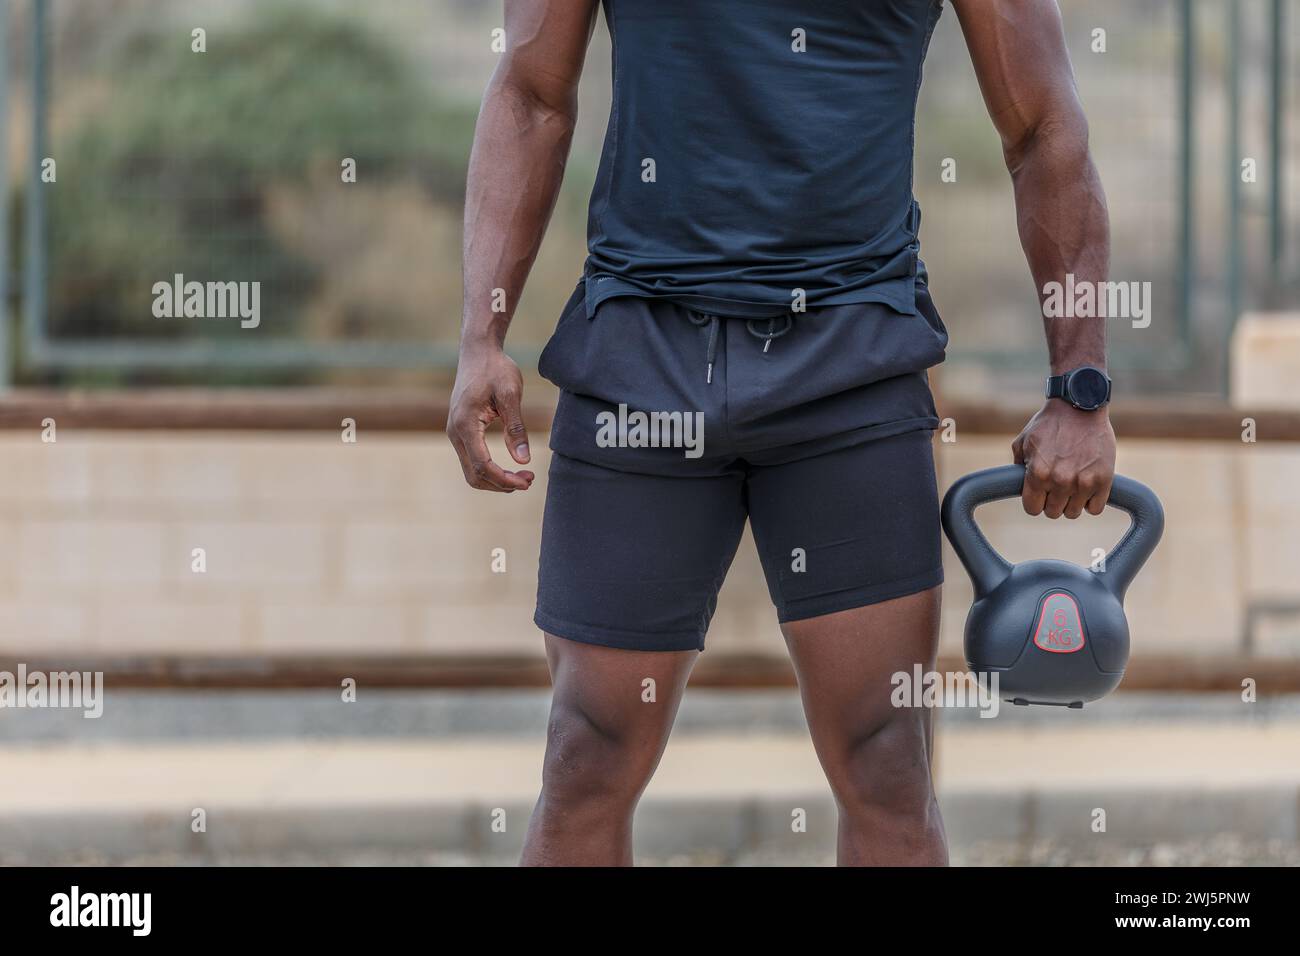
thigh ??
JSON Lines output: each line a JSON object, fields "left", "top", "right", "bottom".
{"left": 535, "top": 451, "right": 748, "bottom": 651}
{"left": 746, "top": 428, "right": 943, "bottom": 624}
{"left": 781, "top": 587, "right": 942, "bottom": 763}
{"left": 542, "top": 633, "right": 698, "bottom": 770}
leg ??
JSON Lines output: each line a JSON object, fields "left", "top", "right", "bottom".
{"left": 520, "top": 636, "right": 696, "bottom": 866}
{"left": 746, "top": 429, "right": 947, "bottom": 865}
{"left": 527, "top": 451, "right": 748, "bottom": 865}
{"left": 782, "top": 588, "right": 947, "bottom": 866}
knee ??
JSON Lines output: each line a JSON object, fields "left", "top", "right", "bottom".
{"left": 539, "top": 705, "right": 658, "bottom": 808}
{"left": 824, "top": 714, "right": 935, "bottom": 819}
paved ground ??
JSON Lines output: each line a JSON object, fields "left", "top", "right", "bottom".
{"left": 5, "top": 724, "right": 1300, "bottom": 811}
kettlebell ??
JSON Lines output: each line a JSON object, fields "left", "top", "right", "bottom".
{"left": 941, "top": 465, "right": 1164, "bottom": 707}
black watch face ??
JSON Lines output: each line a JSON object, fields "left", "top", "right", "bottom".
{"left": 1068, "top": 367, "right": 1110, "bottom": 409}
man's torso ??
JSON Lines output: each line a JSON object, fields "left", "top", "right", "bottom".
{"left": 583, "top": 0, "right": 946, "bottom": 319}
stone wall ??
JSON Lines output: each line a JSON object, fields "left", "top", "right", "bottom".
{"left": 1, "top": 430, "right": 1295, "bottom": 660}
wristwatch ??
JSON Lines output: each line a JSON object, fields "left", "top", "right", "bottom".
{"left": 1046, "top": 365, "right": 1111, "bottom": 411}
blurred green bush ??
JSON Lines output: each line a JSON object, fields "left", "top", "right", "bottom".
{"left": 38, "top": 3, "right": 475, "bottom": 379}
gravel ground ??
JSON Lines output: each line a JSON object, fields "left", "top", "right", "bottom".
{"left": 40, "top": 835, "right": 1300, "bottom": 867}
{"left": 655, "top": 835, "right": 1300, "bottom": 866}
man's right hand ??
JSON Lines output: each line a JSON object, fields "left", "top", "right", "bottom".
{"left": 447, "top": 345, "right": 535, "bottom": 493}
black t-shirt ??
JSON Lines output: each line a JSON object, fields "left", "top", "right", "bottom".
{"left": 583, "top": 0, "right": 946, "bottom": 319}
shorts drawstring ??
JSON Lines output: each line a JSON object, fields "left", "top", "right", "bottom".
{"left": 746, "top": 314, "right": 793, "bottom": 353}
{"left": 688, "top": 312, "right": 795, "bottom": 384}
{"left": 687, "top": 312, "right": 721, "bottom": 384}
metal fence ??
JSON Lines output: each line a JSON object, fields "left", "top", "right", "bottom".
{"left": 0, "top": 0, "right": 1296, "bottom": 387}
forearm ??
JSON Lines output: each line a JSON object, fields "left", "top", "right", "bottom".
{"left": 461, "top": 76, "right": 577, "bottom": 351}
{"left": 1007, "top": 115, "right": 1110, "bottom": 377}
{"left": 955, "top": 0, "right": 1116, "bottom": 515}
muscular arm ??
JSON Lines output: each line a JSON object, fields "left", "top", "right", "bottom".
{"left": 953, "top": 0, "right": 1115, "bottom": 519}
{"left": 449, "top": 0, "right": 600, "bottom": 492}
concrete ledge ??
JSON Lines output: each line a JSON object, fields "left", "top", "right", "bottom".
{"left": 1, "top": 723, "right": 1296, "bottom": 864}
{"left": 6, "top": 652, "right": 1300, "bottom": 691}
{"left": 1232, "top": 313, "right": 1300, "bottom": 410}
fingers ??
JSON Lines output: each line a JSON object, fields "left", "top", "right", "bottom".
{"left": 1064, "top": 467, "right": 1112, "bottom": 519}
{"left": 493, "top": 385, "right": 532, "bottom": 465}
{"left": 1062, "top": 487, "right": 1088, "bottom": 520}
{"left": 450, "top": 415, "right": 534, "bottom": 493}
{"left": 1023, "top": 460, "right": 1114, "bottom": 519}
{"left": 1021, "top": 460, "right": 1050, "bottom": 516}
{"left": 1083, "top": 469, "right": 1114, "bottom": 516}
{"left": 1023, "top": 460, "right": 1075, "bottom": 519}
{"left": 1042, "top": 467, "right": 1074, "bottom": 519}
{"left": 466, "top": 435, "right": 534, "bottom": 492}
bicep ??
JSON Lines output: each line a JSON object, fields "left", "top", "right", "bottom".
{"left": 498, "top": 0, "right": 601, "bottom": 112}
{"left": 950, "top": 0, "right": 1084, "bottom": 156}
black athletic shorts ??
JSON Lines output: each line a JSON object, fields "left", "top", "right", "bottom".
{"left": 533, "top": 282, "right": 948, "bottom": 652}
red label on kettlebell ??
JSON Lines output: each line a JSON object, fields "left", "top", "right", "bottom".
{"left": 1032, "top": 592, "right": 1086, "bottom": 654}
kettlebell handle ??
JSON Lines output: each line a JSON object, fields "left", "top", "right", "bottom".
{"left": 940, "top": 465, "right": 1165, "bottom": 599}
